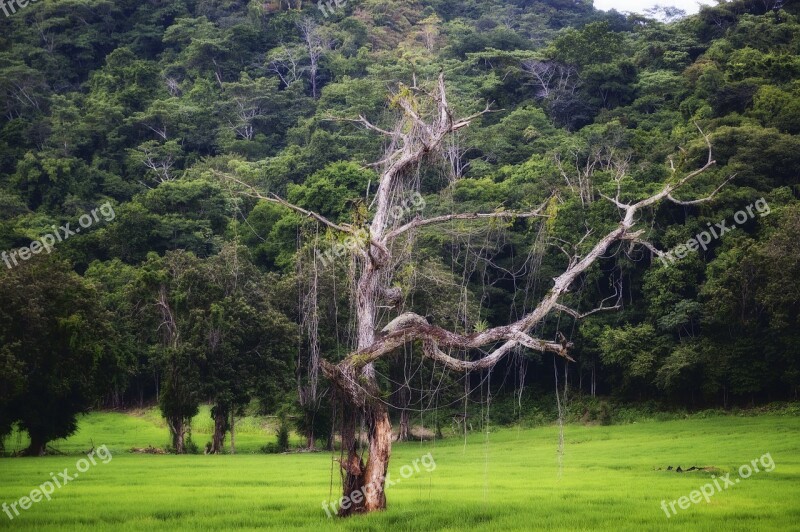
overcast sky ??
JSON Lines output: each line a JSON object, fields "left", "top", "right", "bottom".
{"left": 593, "top": 0, "right": 715, "bottom": 16}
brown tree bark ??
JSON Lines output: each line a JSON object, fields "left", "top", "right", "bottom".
{"left": 363, "top": 404, "right": 391, "bottom": 511}
{"left": 397, "top": 407, "right": 410, "bottom": 442}
{"left": 211, "top": 406, "right": 226, "bottom": 454}
{"left": 305, "top": 409, "right": 316, "bottom": 449}
{"left": 169, "top": 418, "right": 186, "bottom": 454}
{"left": 331, "top": 378, "right": 392, "bottom": 516}
{"left": 173, "top": 430, "right": 184, "bottom": 454}
{"left": 336, "top": 389, "right": 366, "bottom": 516}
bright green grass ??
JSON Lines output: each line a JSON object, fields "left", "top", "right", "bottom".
{"left": 1, "top": 414, "right": 799, "bottom": 530}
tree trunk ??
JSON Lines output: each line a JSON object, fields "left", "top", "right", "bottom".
{"left": 230, "top": 412, "right": 236, "bottom": 455}
{"left": 324, "top": 180, "right": 395, "bottom": 514}
{"left": 363, "top": 404, "right": 391, "bottom": 511}
{"left": 337, "top": 396, "right": 366, "bottom": 516}
{"left": 326, "top": 364, "right": 392, "bottom": 516}
{"left": 23, "top": 433, "right": 47, "bottom": 456}
{"left": 211, "top": 407, "right": 226, "bottom": 454}
{"left": 302, "top": 408, "right": 316, "bottom": 449}
{"left": 174, "top": 430, "right": 184, "bottom": 454}
{"left": 170, "top": 418, "right": 186, "bottom": 454}
{"left": 392, "top": 358, "right": 411, "bottom": 442}
{"left": 336, "top": 394, "right": 391, "bottom": 515}
{"left": 397, "top": 408, "right": 410, "bottom": 442}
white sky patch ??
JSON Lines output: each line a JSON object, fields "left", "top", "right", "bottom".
{"left": 593, "top": 0, "right": 715, "bottom": 16}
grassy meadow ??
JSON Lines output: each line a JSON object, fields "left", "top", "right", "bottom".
{"left": 1, "top": 410, "right": 799, "bottom": 530}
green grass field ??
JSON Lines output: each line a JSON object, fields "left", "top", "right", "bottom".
{"left": 1, "top": 412, "right": 799, "bottom": 530}
{"left": 1, "top": 406, "right": 303, "bottom": 456}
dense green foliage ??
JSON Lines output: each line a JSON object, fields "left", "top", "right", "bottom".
{"left": 1, "top": 0, "right": 799, "bottom": 451}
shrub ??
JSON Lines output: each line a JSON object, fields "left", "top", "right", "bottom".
{"left": 277, "top": 418, "right": 290, "bottom": 452}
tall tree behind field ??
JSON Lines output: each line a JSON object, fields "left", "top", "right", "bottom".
{"left": 0, "top": 256, "right": 112, "bottom": 455}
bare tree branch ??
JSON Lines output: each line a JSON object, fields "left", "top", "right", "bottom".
{"left": 621, "top": 229, "right": 666, "bottom": 258}
{"left": 382, "top": 200, "right": 551, "bottom": 244}
{"left": 213, "top": 170, "right": 357, "bottom": 236}
{"left": 322, "top": 114, "right": 405, "bottom": 139}
{"left": 668, "top": 173, "right": 736, "bottom": 206}
{"left": 601, "top": 128, "right": 717, "bottom": 214}
{"left": 553, "top": 282, "right": 623, "bottom": 319}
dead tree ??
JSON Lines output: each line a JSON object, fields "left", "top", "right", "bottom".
{"left": 298, "top": 18, "right": 331, "bottom": 99}
{"left": 218, "top": 74, "right": 726, "bottom": 516}
{"left": 521, "top": 59, "right": 580, "bottom": 104}
{"left": 267, "top": 45, "right": 303, "bottom": 89}
{"left": 555, "top": 143, "right": 631, "bottom": 208}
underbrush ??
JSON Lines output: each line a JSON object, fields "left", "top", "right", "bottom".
{"left": 448, "top": 395, "right": 800, "bottom": 433}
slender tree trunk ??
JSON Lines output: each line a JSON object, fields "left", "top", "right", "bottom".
{"left": 230, "top": 413, "right": 236, "bottom": 455}
{"left": 311, "top": 65, "right": 318, "bottom": 99}
{"left": 306, "top": 415, "right": 316, "bottom": 449}
{"left": 174, "top": 430, "right": 184, "bottom": 454}
{"left": 396, "top": 377, "right": 410, "bottom": 441}
{"left": 326, "top": 408, "right": 334, "bottom": 451}
{"left": 170, "top": 418, "right": 186, "bottom": 454}
{"left": 392, "top": 354, "right": 411, "bottom": 442}
{"left": 397, "top": 408, "right": 410, "bottom": 442}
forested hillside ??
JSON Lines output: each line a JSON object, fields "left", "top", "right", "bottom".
{"left": 1, "top": 0, "right": 799, "bottom": 457}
